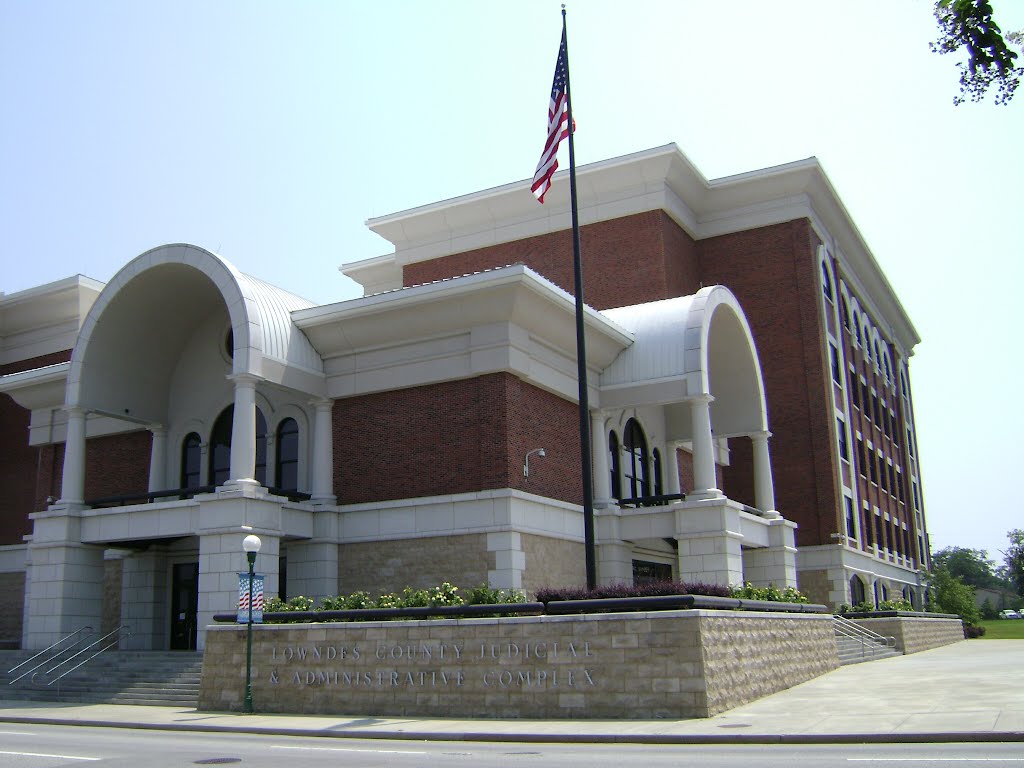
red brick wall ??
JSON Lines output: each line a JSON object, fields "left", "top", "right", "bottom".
{"left": 333, "top": 373, "right": 582, "bottom": 505}
{"left": 697, "top": 220, "right": 839, "bottom": 546}
{"left": 401, "top": 211, "right": 701, "bottom": 311}
{"left": 83, "top": 431, "right": 152, "bottom": 502}
{"left": 0, "top": 350, "right": 73, "bottom": 546}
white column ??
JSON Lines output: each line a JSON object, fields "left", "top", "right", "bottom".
{"left": 688, "top": 395, "right": 722, "bottom": 500}
{"left": 591, "top": 411, "right": 612, "bottom": 508}
{"left": 228, "top": 374, "right": 258, "bottom": 487}
{"left": 665, "top": 442, "right": 682, "bottom": 495}
{"left": 310, "top": 398, "right": 335, "bottom": 503}
{"left": 59, "top": 406, "right": 87, "bottom": 504}
{"left": 148, "top": 424, "right": 167, "bottom": 492}
{"left": 750, "top": 430, "right": 779, "bottom": 515}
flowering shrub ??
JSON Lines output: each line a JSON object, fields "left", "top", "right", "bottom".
{"left": 534, "top": 580, "right": 731, "bottom": 603}
{"left": 730, "top": 583, "right": 809, "bottom": 604}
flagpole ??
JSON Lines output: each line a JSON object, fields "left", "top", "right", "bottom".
{"left": 560, "top": 6, "right": 597, "bottom": 591}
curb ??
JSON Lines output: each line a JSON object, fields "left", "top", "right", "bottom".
{"left": 1, "top": 715, "right": 1022, "bottom": 744}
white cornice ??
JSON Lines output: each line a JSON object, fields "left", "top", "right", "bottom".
{"left": 344, "top": 143, "right": 919, "bottom": 353}
{"left": 0, "top": 362, "right": 69, "bottom": 410}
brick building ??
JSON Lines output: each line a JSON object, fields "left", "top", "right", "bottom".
{"left": 0, "top": 144, "right": 928, "bottom": 650}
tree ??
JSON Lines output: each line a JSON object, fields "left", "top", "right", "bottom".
{"left": 931, "top": 546, "right": 1003, "bottom": 589}
{"left": 1003, "top": 529, "right": 1024, "bottom": 595}
{"left": 927, "top": 566, "right": 980, "bottom": 625}
{"left": 930, "top": 0, "right": 1022, "bottom": 105}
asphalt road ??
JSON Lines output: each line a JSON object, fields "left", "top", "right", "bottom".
{"left": 1, "top": 724, "right": 1023, "bottom": 768}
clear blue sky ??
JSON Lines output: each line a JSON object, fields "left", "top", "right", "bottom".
{"left": 2, "top": 1, "right": 1022, "bottom": 569}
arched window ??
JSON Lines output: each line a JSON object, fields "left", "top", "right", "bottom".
{"left": 180, "top": 432, "right": 201, "bottom": 489}
{"left": 608, "top": 431, "right": 622, "bottom": 501}
{"left": 208, "top": 405, "right": 267, "bottom": 486}
{"left": 623, "top": 418, "right": 650, "bottom": 501}
{"left": 275, "top": 418, "right": 299, "bottom": 492}
{"left": 820, "top": 261, "right": 834, "bottom": 303}
{"left": 850, "top": 575, "right": 865, "bottom": 606}
{"left": 652, "top": 448, "right": 663, "bottom": 496}
{"left": 840, "top": 296, "right": 851, "bottom": 329}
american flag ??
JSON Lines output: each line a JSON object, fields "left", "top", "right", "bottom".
{"left": 531, "top": 29, "right": 570, "bottom": 204}
{"left": 238, "top": 574, "right": 264, "bottom": 611}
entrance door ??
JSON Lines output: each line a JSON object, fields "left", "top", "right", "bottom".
{"left": 170, "top": 562, "right": 199, "bottom": 650}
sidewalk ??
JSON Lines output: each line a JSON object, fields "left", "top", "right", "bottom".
{"left": 1, "top": 641, "right": 1021, "bottom": 744}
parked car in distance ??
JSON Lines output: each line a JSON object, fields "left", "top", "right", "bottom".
{"left": 999, "top": 609, "right": 1021, "bottom": 619}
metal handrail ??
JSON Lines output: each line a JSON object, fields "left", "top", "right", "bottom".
{"left": 833, "top": 614, "right": 897, "bottom": 660}
{"left": 35, "top": 625, "right": 132, "bottom": 686}
{"left": 7, "top": 626, "right": 93, "bottom": 685}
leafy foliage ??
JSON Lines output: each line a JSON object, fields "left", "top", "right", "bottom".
{"left": 1003, "top": 528, "right": 1024, "bottom": 596}
{"left": 932, "top": 546, "right": 1009, "bottom": 590}
{"left": 930, "top": 0, "right": 1021, "bottom": 105}
{"left": 927, "top": 566, "right": 981, "bottom": 625}
{"left": 730, "top": 583, "right": 809, "bottom": 604}
{"left": 534, "top": 580, "right": 731, "bottom": 603}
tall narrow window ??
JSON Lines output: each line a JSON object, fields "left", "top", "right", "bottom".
{"left": 255, "top": 409, "right": 267, "bottom": 486}
{"left": 850, "top": 575, "right": 865, "bottom": 606}
{"left": 837, "top": 417, "right": 849, "bottom": 462}
{"left": 841, "top": 296, "right": 851, "bottom": 329}
{"left": 180, "top": 433, "right": 201, "bottom": 489}
{"left": 609, "top": 431, "right": 622, "bottom": 501}
{"left": 830, "top": 344, "right": 841, "bottom": 384}
{"left": 623, "top": 418, "right": 650, "bottom": 501}
{"left": 652, "top": 448, "right": 663, "bottom": 497}
{"left": 275, "top": 418, "right": 299, "bottom": 492}
{"left": 209, "top": 407, "right": 233, "bottom": 487}
{"left": 821, "top": 261, "right": 834, "bottom": 303}
{"left": 208, "top": 405, "right": 267, "bottom": 486}
{"left": 844, "top": 497, "right": 856, "bottom": 539}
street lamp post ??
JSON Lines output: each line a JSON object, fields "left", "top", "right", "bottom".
{"left": 242, "top": 533, "right": 261, "bottom": 714}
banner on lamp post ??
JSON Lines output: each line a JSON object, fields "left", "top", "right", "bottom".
{"left": 237, "top": 572, "right": 264, "bottom": 624}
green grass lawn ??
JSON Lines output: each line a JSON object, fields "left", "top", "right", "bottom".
{"left": 977, "top": 619, "right": 1024, "bottom": 639}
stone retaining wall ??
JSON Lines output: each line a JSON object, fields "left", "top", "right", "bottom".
{"left": 199, "top": 609, "right": 838, "bottom": 719}
{"left": 853, "top": 615, "right": 964, "bottom": 654}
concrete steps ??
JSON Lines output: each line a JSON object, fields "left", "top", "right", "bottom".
{"left": 834, "top": 634, "right": 902, "bottom": 665}
{"left": 1, "top": 650, "right": 203, "bottom": 707}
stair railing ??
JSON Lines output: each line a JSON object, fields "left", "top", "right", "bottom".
{"left": 7, "top": 626, "right": 93, "bottom": 685}
{"left": 833, "top": 614, "right": 897, "bottom": 660}
{"left": 35, "top": 625, "right": 132, "bottom": 686}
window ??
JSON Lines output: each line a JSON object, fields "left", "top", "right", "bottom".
{"left": 845, "top": 497, "right": 856, "bottom": 539}
{"left": 869, "top": 449, "right": 878, "bottom": 484}
{"left": 275, "top": 418, "right": 299, "bottom": 492}
{"left": 209, "top": 408, "right": 233, "bottom": 487}
{"left": 878, "top": 453, "right": 887, "bottom": 492}
{"left": 837, "top": 417, "right": 849, "bottom": 462}
{"left": 609, "top": 431, "right": 622, "bottom": 501}
{"left": 633, "top": 560, "right": 672, "bottom": 584}
{"left": 652, "top": 448, "right": 663, "bottom": 496}
{"left": 841, "top": 296, "right": 851, "bottom": 329}
{"left": 853, "top": 311, "right": 861, "bottom": 345}
{"left": 850, "top": 575, "right": 866, "bottom": 606}
{"left": 209, "top": 405, "right": 267, "bottom": 486}
{"left": 821, "top": 261, "right": 834, "bottom": 303}
{"left": 857, "top": 437, "right": 867, "bottom": 477}
{"left": 830, "top": 344, "right": 841, "bottom": 384}
{"left": 623, "top": 419, "right": 650, "bottom": 500}
{"left": 912, "top": 481, "right": 920, "bottom": 510}
{"left": 850, "top": 371, "right": 860, "bottom": 408}
{"left": 888, "top": 465, "right": 896, "bottom": 497}
{"left": 862, "top": 383, "right": 870, "bottom": 418}
{"left": 907, "top": 428, "right": 915, "bottom": 457}
{"left": 872, "top": 393, "right": 881, "bottom": 426}
{"left": 896, "top": 468, "right": 905, "bottom": 503}
{"left": 180, "top": 433, "right": 201, "bottom": 489}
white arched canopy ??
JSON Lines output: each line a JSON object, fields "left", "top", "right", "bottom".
{"left": 67, "top": 244, "right": 324, "bottom": 422}
{"left": 600, "top": 285, "right": 767, "bottom": 441}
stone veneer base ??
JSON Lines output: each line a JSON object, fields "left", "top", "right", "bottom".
{"left": 850, "top": 615, "right": 965, "bottom": 654}
{"left": 199, "top": 609, "right": 839, "bottom": 719}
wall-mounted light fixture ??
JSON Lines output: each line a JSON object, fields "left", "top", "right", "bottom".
{"left": 524, "top": 448, "right": 546, "bottom": 478}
